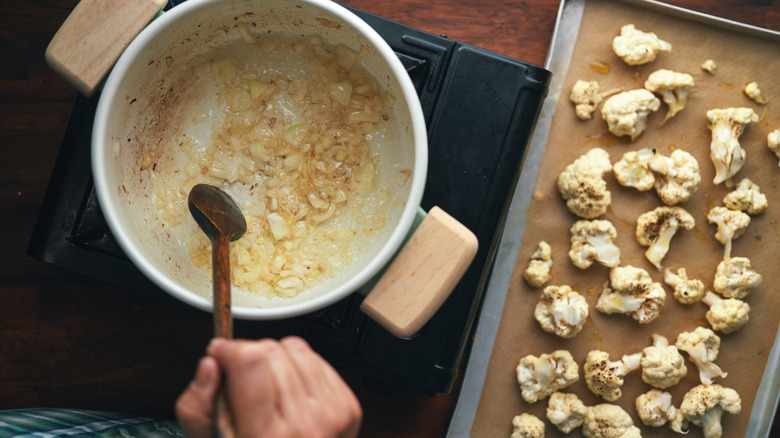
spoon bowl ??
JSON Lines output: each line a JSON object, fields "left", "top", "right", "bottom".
{"left": 188, "top": 184, "right": 247, "bottom": 244}
{"left": 187, "top": 183, "right": 247, "bottom": 338}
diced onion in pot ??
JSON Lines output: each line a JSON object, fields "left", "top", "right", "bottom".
{"left": 267, "top": 212, "right": 290, "bottom": 240}
{"left": 328, "top": 81, "right": 353, "bottom": 106}
{"left": 151, "top": 33, "right": 412, "bottom": 300}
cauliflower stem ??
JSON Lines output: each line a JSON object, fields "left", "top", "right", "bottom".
{"left": 707, "top": 108, "right": 759, "bottom": 185}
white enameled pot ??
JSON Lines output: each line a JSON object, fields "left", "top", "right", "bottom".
{"left": 48, "top": 0, "right": 476, "bottom": 336}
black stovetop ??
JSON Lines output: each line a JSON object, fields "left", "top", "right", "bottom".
{"left": 27, "top": 3, "right": 550, "bottom": 396}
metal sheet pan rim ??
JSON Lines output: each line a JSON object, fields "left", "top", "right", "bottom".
{"left": 447, "top": 1, "right": 780, "bottom": 436}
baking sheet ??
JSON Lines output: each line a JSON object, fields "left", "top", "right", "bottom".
{"left": 448, "top": 0, "right": 780, "bottom": 437}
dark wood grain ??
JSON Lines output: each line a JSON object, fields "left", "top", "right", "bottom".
{"left": 2, "top": 1, "right": 779, "bottom": 437}
{"left": 213, "top": 234, "right": 235, "bottom": 438}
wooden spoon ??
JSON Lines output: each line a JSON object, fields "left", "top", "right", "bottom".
{"left": 188, "top": 183, "right": 247, "bottom": 438}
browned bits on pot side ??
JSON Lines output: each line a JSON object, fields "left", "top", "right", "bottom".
{"left": 316, "top": 18, "right": 341, "bottom": 29}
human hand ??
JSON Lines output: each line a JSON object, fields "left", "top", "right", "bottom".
{"left": 175, "top": 336, "right": 362, "bottom": 438}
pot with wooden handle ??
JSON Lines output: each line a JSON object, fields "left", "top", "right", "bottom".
{"left": 47, "top": 0, "right": 478, "bottom": 338}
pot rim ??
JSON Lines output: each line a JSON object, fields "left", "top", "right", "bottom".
{"left": 92, "top": 0, "right": 428, "bottom": 320}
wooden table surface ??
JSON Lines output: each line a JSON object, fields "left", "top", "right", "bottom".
{"left": 2, "top": 0, "right": 779, "bottom": 436}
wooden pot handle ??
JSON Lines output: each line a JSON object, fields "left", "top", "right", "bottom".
{"left": 360, "top": 206, "right": 479, "bottom": 338}
{"left": 45, "top": 0, "right": 167, "bottom": 96}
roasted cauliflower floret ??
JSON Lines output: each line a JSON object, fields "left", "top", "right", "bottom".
{"left": 523, "top": 241, "right": 552, "bottom": 288}
{"left": 570, "top": 80, "right": 603, "bottom": 120}
{"left": 613, "top": 148, "right": 700, "bottom": 205}
{"left": 722, "top": 178, "right": 767, "bottom": 215}
{"left": 601, "top": 89, "right": 661, "bottom": 140}
{"left": 597, "top": 265, "right": 666, "bottom": 324}
{"left": 713, "top": 256, "right": 762, "bottom": 299}
{"left": 701, "top": 59, "right": 717, "bottom": 74}
{"left": 511, "top": 413, "right": 545, "bottom": 438}
{"left": 663, "top": 267, "right": 705, "bottom": 304}
{"left": 768, "top": 129, "right": 780, "bottom": 166}
{"left": 613, "top": 148, "right": 656, "bottom": 191}
{"left": 546, "top": 392, "right": 587, "bottom": 433}
{"left": 647, "top": 148, "right": 701, "bottom": 205}
{"left": 635, "top": 389, "right": 687, "bottom": 433}
{"left": 676, "top": 327, "right": 727, "bottom": 385}
{"left": 612, "top": 24, "right": 672, "bottom": 66}
{"left": 680, "top": 384, "right": 741, "bottom": 438}
{"left": 641, "top": 334, "right": 687, "bottom": 389}
{"left": 706, "top": 107, "right": 759, "bottom": 185}
{"left": 706, "top": 206, "right": 750, "bottom": 261}
{"left": 582, "top": 404, "right": 642, "bottom": 438}
{"left": 644, "top": 69, "right": 695, "bottom": 123}
{"left": 636, "top": 206, "right": 695, "bottom": 269}
{"left": 744, "top": 81, "right": 768, "bottom": 104}
{"left": 702, "top": 291, "right": 750, "bottom": 334}
{"left": 568, "top": 219, "right": 621, "bottom": 269}
{"left": 584, "top": 350, "right": 642, "bottom": 401}
{"left": 557, "top": 148, "right": 613, "bottom": 219}
{"left": 534, "top": 285, "right": 589, "bottom": 339}
{"left": 516, "top": 350, "right": 580, "bottom": 403}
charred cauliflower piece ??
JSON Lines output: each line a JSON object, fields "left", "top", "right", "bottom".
{"left": 647, "top": 149, "right": 701, "bottom": 205}
{"left": 676, "top": 327, "right": 727, "bottom": 384}
{"left": 546, "top": 392, "right": 587, "bottom": 433}
{"left": 636, "top": 206, "right": 695, "bottom": 270}
{"left": 663, "top": 267, "right": 705, "bottom": 304}
{"left": 523, "top": 241, "right": 552, "bottom": 288}
{"left": 511, "top": 413, "right": 546, "bottom": 438}
{"left": 613, "top": 148, "right": 656, "bottom": 191}
{"left": 713, "top": 256, "right": 762, "bottom": 299}
{"left": 680, "top": 383, "right": 741, "bottom": 438}
{"left": 568, "top": 219, "right": 621, "bottom": 269}
{"left": 570, "top": 80, "right": 602, "bottom": 120}
{"left": 534, "top": 285, "right": 589, "bottom": 339}
{"left": 601, "top": 89, "right": 661, "bottom": 140}
{"left": 641, "top": 334, "right": 687, "bottom": 389}
{"left": 614, "top": 147, "right": 701, "bottom": 205}
{"left": 597, "top": 265, "right": 666, "bottom": 324}
{"left": 722, "top": 178, "right": 767, "bottom": 215}
{"left": 516, "top": 350, "right": 579, "bottom": 403}
{"left": 644, "top": 69, "right": 695, "bottom": 123}
{"left": 584, "top": 350, "right": 642, "bottom": 401}
{"left": 612, "top": 24, "right": 672, "bottom": 66}
{"left": 768, "top": 129, "right": 780, "bottom": 166}
{"left": 702, "top": 291, "right": 750, "bottom": 334}
{"left": 582, "top": 404, "right": 642, "bottom": 438}
{"left": 706, "top": 206, "right": 750, "bottom": 261}
{"left": 706, "top": 107, "right": 759, "bottom": 185}
{"left": 636, "top": 389, "right": 688, "bottom": 433}
{"left": 557, "top": 148, "right": 613, "bottom": 219}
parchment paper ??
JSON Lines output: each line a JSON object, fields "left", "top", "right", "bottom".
{"left": 470, "top": 0, "right": 780, "bottom": 436}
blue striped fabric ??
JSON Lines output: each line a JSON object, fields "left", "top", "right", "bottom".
{"left": 0, "top": 408, "right": 183, "bottom": 438}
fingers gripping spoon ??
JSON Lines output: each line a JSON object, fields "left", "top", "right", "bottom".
{"left": 188, "top": 184, "right": 247, "bottom": 438}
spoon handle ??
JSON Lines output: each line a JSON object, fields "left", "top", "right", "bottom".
{"left": 212, "top": 234, "right": 233, "bottom": 338}
{"left": 212, "top": 234, "right": 235, "bottom": 437}
{"left": 215, "top": 393, "right": 235, "bottom": 438}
